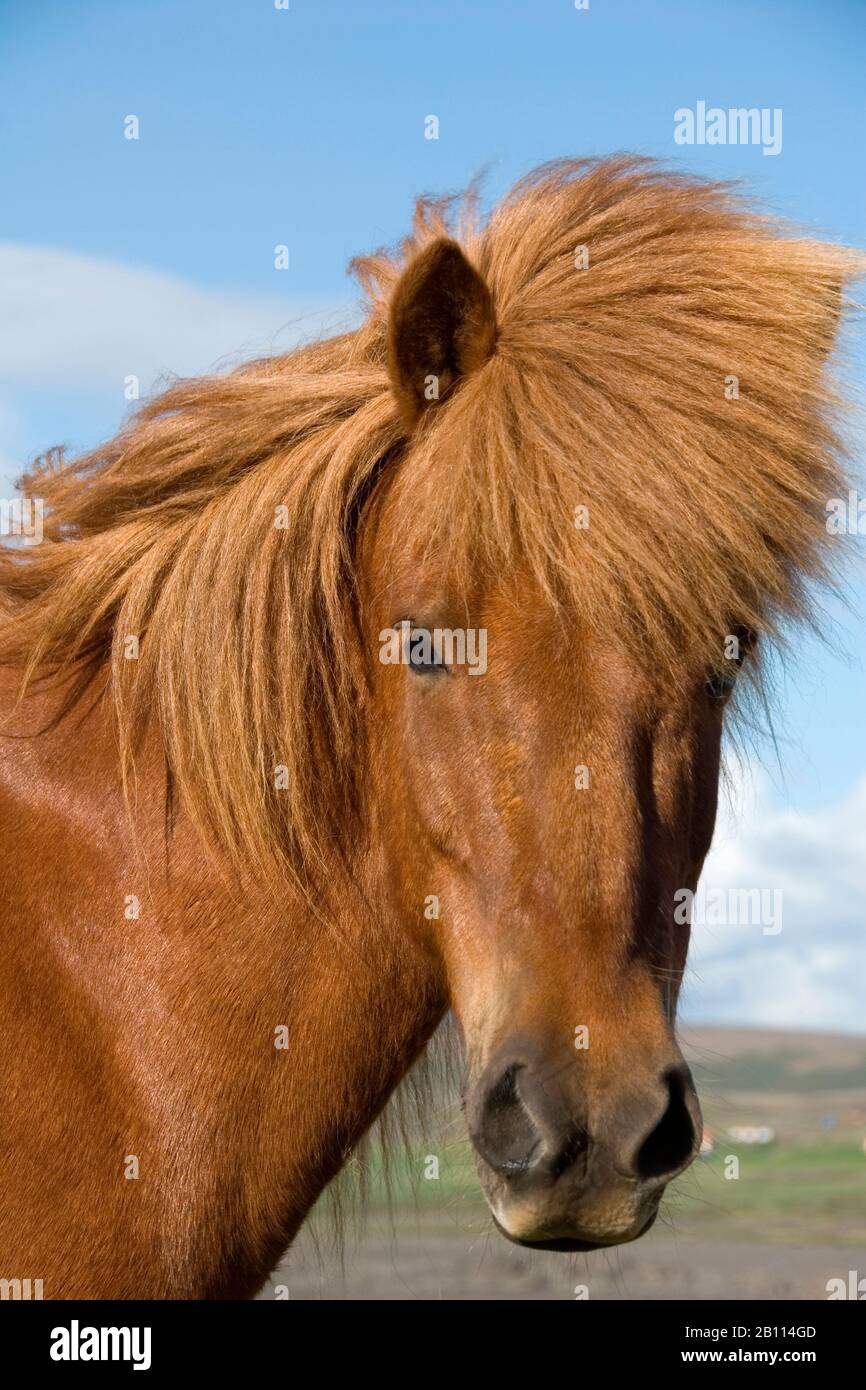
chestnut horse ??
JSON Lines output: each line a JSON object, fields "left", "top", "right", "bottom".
{"left": 0, "top": 159, "right": 860, "bottom": 1298}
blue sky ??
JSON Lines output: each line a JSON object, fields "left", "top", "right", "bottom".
{"left": 1, "top": 0, "right": 864, "bottom": 1028}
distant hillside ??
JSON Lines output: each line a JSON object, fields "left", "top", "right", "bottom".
{"left": 679, "top": 1025, "right": 866, "bottom": 1093}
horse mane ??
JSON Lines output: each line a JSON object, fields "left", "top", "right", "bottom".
{"left": 0, "top": 157, "right": 862, "bottom": 887}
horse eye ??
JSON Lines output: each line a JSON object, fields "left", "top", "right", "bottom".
{"left": 406, "top": 627, "right": 448, "bottom": 675}
{"left": 706, "top": 624, "right": 755, "bottom": 701}
{"left": 706, "top": 669, "right": 737, "bottom": 701}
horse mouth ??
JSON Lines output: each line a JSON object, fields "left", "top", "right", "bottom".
{"left": 490, "top": 1196, "right": 661, "bottom": 1253}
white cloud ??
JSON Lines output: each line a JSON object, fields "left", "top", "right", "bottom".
{"left": 0, "top": 243, "right": 359, "bottom": 391}
{"left": 682, "top": 764, "right": 866, "bottom": 1032}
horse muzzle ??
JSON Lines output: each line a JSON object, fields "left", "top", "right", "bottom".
{"left": 466, "top": 1039, "right": 702, "bottom": 1251}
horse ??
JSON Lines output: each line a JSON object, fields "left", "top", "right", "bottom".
{"left": 0, "top": 158, "right": 861, "bottom": 1299}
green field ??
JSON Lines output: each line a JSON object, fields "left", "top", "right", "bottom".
{"left": 692, "top": 1049, "right": 866, "bottom": 1094}
{"left": 669, "top": 1141, "right": 866, "bottom": 1245}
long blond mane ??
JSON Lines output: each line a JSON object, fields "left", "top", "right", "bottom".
{"left": 1, "top": 158, "right": 861, "bottom": 885}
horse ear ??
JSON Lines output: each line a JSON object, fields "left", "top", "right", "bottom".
{"left": 387, "top": 238, "right": 496, "bottom": 431}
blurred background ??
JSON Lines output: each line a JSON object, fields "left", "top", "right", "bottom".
{"left": 2, "top": 0, "right": 864, "bottom": 1297}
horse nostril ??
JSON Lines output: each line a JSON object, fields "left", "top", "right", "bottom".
{"left": 635, "top": 1066, "right": 699, "bottom": 1182}
{"left": 472, "top": 1058, "right": 589, "bottom": 1182}
{"left": 473, "top": 1063, "right": 542, "bottom": 1175}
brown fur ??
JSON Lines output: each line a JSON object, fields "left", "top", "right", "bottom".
{"left": 0, "top": 158, "right": 861, "bottom": 1296}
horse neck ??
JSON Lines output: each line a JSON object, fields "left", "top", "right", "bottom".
{"left": 0, "top": 675, "right": 445, "bottom": 1296}
{"left": 181, "top": 877, "right": 445, "bottom": 1296}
